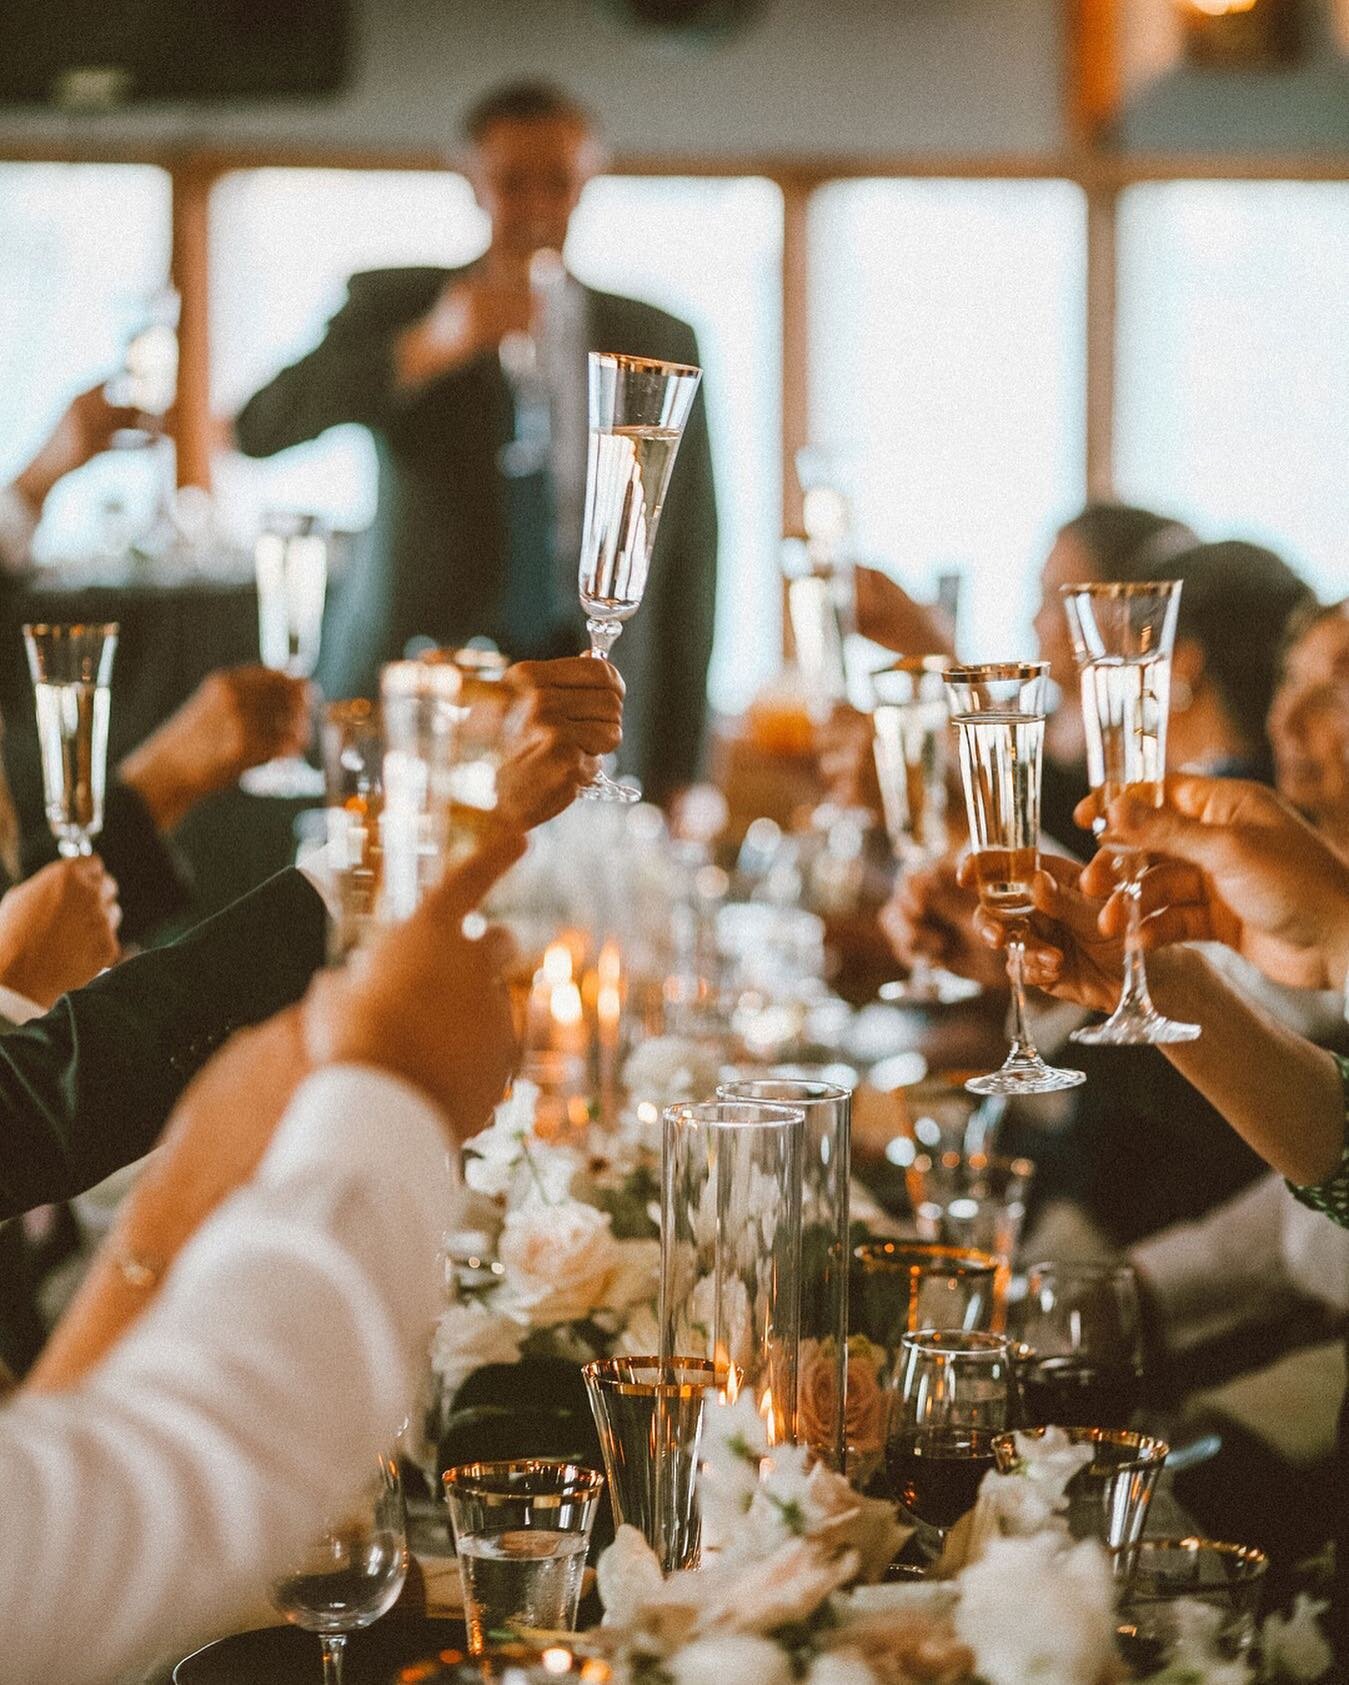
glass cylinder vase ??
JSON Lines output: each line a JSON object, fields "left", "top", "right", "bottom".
{"left": 659, "top": 1101, "right": 805, "bottom": 1447}
{"left": 718, "top": 1077, "right": 851, "bottom": 1470}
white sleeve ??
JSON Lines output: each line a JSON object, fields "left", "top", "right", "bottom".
{"left": 0, "top": 485, "right": 37, "bottom": 575}
{"left": 0, "top": 1064, "right": 458, "bottom": 1685}
{"left": 1131, "top": 1172, "right": 1298, "bottom": 1351}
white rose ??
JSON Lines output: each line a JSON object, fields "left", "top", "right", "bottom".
{"left": 1261, "top": 1595, "right": 1333, "bottom": 1681}
{"left": 498, "top": 1199, "right": 644, "bottom": 1326}
{"left": 429, "top": 1301, "right": 525, "bottom": 1396}
{"left": 806, "top": 1653, "right": 880, "bottom": 1685}
{"left": 623, "top": 1036, "right": 723, "bottom": 1110}
{"left": 668, "top": 1634, "right": 791, "bottom": 1685}
{"left": 614, "top": 1302, "right": 662, "bottom": 1358}
{"left": 956, "top": 1535, "right": 1116, "bottom": 1685}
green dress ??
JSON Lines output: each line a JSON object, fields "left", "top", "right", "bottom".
{"left": 1288, "top": 1053, "right": 1349, "bottom": 1227}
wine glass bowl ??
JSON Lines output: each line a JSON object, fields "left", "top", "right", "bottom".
{"left": 23, "top": 622, "right": 118, "bottom": 859}
{"left": 269, "top": 1450, "right": 408, "bottom": 1684}
{"left": 943, "top": 661, "right": 1085, "bottom": 1097}
{"left": 576, "top": 352, "right": 702, "bottom": 803}
{"left": 1016, "top": 1260, "right": 1146, "bottom": 1429}
{"left": 1060, "top": 579, "right": 1200, "bottom": 1045}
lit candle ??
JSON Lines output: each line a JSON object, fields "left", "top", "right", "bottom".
{"left": 596, "top": 938, "right": 622, "bottom": 1127}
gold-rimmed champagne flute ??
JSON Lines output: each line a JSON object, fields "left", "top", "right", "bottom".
{"left": 577, "top": 352, "right": 702, "bottom": 803}
{"left": 872, "top": 656, "right": 979, "bottom": 1006}
{"left": 1060, "top": 579, "right": 1200, "bottom": 1044}
{"left": 23, "top": 622, "right": 118, "bottom": 858}
{"left": 944, "top": 661, "right": 1085, "bottom": 1097}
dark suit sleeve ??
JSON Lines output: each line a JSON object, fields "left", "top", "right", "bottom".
{"left": 234, "top": 274, "right": 419, "bottom": 457}
{"left": 0, "top": 866, "right": 327, "bottom": 1220}
{"left": 20, "top": 780, "right": 192, "bottom": 946}
{"left": 644, "top": 326, "right": 718, "bottom": 800}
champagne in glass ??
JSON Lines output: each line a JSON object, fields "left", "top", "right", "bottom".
{"left": 872, "top": 657, "right": 978, "bottom": 1006}
{"left": 576, "top": 352, "right": 702, "bottom": 803}
{"left": 1061, "top": 580, "right": 1200, "bottom": 1045}
{"left": 24, "top": 623, "right": 118, "bottom": 858}
{"left": 945, "top": 661, "right": 1085, "bottom": 1097}
{"left": 240, "top": 512, "right": 328, "bottom": 799}
{"left": 270, "top": 1450, "right": 407, "bottom": 1685}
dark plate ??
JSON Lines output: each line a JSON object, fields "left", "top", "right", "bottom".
{"left": 173, "top": 1618, "right": 470, "bottom": 1683}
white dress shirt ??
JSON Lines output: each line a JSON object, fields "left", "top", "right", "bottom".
{"left": 0, "top": 1063, "right": 456, "bottom": 1685}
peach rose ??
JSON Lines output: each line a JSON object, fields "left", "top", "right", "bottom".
{"left": 797, "top": 1338, "right": 889, "bottom": 1468}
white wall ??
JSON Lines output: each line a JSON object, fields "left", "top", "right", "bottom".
{"left": 0, "top": 0, "right": 1066, "bottom": 157}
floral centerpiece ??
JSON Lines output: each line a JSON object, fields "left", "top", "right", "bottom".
{"left": 427, "top": 1039, "right": 725, "bottom": 1473}
{"left": 577, "top": 1401, "right": 1332, "bottom": 1685}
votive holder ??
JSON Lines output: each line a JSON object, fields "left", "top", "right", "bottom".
{"left": 718, "top": 1077, "right": 851, "bottom": 1471}
{"left": 443, "top": 1460, "right": 604, "bottom": 1654}
{"left": 993, "top": 1426, "right": 1167, "bottom": 1549}
{"left": 660, "top": 1101, "right": 805, "bottom": 1446}
{"left": 582, "top": 1355, "right": 719, "bottom": 1572}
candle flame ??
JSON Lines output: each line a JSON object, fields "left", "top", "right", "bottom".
{"left": 541, "top": 942, "right": 573, "bottom": 986}
{"left": 760, "top": 1386, "right": 777, "bottom": 1445}
{"left": 552, "top": 979, "right": 584, "bottom": 1027}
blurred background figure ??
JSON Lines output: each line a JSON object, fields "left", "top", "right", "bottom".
{"left": 234, "top": 81, "right": 717, "bottom": 806}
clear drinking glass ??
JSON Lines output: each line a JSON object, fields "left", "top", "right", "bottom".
{"left": 240, "top": 512, "right": 328, "bottom": 798}
{"left": 379, "top": 660, "right": 463, "bottom": 922}
{"left": 321, "top": 699, "right": 384, "bottom": 960}
{"left": 443, "top": 1461, "right": 604, "bottom": 1654}
{"left": 577, "top": 351, "right": 702, "bottom": 803}
{"left": 994, "top": 1426, "right": 1167, "bottom": 1549}
{"left": 23, "top": 622, "right": 118, "bottom": 858}
{"left": 782, "top": 535, "right": 854, "bottom": 717}
{"left": 582, "top": 1356, "right": 717, "bottom": 1572}
{"left": 418, "top": 650, "right": 516, "bottom": 859}
{"left": 718, "top": 1077, "right": 851, "bottom": 1470}
{"left": 887, "top": 1330, "right": 1014, "bottom": 1554}
{"left": 1017, "top": 1260, "right": 1146, "bottom": 1430}
{"left": 944, "top": 661, "right": 1086, "bottom": 1096}
{"left": 1113, "top": 1538, "right": 1268, "bottom": 1669}
{"left": 1061, "top": 580, "right": 1200, "bottom": 1045}
{"left": 906, "top": 1150, "right": 1035, "bottom": 1287}
{"left": 269, "top": 1449, "right": 408, "bottom": 1685}
{"left": 659, "top": 1100, "right": 805, "bottom": 1446}
{"left": 871, "top": 657, "right": 979, "bottom": 1006}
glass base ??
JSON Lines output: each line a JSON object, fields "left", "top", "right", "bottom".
{"left": 240, "top": 756, "right": 325, "bottom": 799}
{"left": 577, "top": 770, "right": 640, "bottom": 804}
{"left": 1071, "top": 1005, "right": 1201, "bottom": 1047}
{"left": 966, "top": 1056, "right": 1086, "bottom": 1097}
{"left": 880, "top": 970, "right": 981, "bottom": 1007}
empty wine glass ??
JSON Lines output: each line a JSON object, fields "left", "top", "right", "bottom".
{"left": 887, "top": 1330, "right": 1014, "bottom": 1555}
{"left": 23, "top": 622, "right": 118, "bottom": 858}
{"left": 944, "top": 661, "right": 1086, "bottom": 1097}
{"left": 269, "top": 1449, "right": 408, "bottom": 1684}
{"left": 872, "top": 657, "right": 978, "bottom": 1006}
{"left": 240, "top": 512, "right": 327, "bottom": 799}
{"left": 1017, "top": 1260, "right": 1145, "bottom": 1430}
{"left": 1061, "top": 580, "right": 1200, "bottom": 1045}
{"left": 576, "top": 352, "right": 702, "bottom": 803}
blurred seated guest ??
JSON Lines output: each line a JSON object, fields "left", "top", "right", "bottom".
{"left": 0, "top": 835, "right": 521, "bottom": 1684}
{"left": 235, "top": 81, "right": 717, "bottom": 805}
{"left": 0, "top": 385, "right": 141, "bottom": 572}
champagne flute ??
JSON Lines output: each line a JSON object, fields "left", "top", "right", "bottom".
{"left": 23, "top": 623, "right": 118, "bottom": 858}
{"left": 270, "top": 1449, "right": 408, "bottom": 1685}
{"left": 872, "top": 657, "right": 979, "bottom": 1006}
{"left": 1060, "top": 580, "right": 1200, "bottom": 1044}
{"left": 240, "top": 512, "right": 328, "bottom": 799}
{"left": 886, "top": 1330, "right": 1014, "bottom": 1555}
{"left": 576, "top": 351, "right": 702, "bottom": 803}
{"left": 944, "top": 661, "right": 1085, "bottom": 1097}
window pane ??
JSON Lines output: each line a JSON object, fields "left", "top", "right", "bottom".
{"left": 808, "top": 180, "right": 1087, "bottom": 661}
{"left": 0, "top": 163, "right": 171, "bottom": 556}
{"left": 1116, "top": 182, "right": 1349, "bottom": 600}
{"left": 210, "top": 168, "right": 489, "bottom": 529}
{"left": 567, "top": 177, "right": 783, "bottom": 714}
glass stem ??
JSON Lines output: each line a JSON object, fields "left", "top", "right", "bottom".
{"left": 320, "top": 1634, "right": 347, "bottom": 1685}
{"left": 1004, "top": 937, "right": 1040, "bottom": 1065}
{"left": 1117, "top": 865, "right": 1157, "bottom": 1016}
{"left": 586, "top": 619, "right": 622, "bottom": 661}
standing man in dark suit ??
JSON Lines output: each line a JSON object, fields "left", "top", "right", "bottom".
{"left": 235, "top": 82, "right": 718, "bottom": 805}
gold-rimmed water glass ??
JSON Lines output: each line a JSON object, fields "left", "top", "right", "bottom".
{"left": 577, "top": 352, "right": 702, "bottom": 803}
{"left": 23, "top": 622, "right": 118, "bottom": 858}
{"left": 1061, "top": 579, "right": 1200, "bottom": 1045}
{"left": 944, "top": 661, "right": 1086, "bottom": 1096}
{"left": 994, "top": 1426, "right": 1167, "bottom": 1549}
{"left": 269, "top": 1449, "right": 408, "bottom": 1685}
{"left": 1113, "top": 1537, "right": 1268, "bottom": 1669}
{"left": 443, "top": 1461, "right": 604, "bottom": 1654}
{"left": 872, "top": 656, "right": 979, "bottom": 1007}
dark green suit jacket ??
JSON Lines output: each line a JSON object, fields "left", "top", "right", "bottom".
{"left": 235, "top": 267, "right": 719, "bottom": 803}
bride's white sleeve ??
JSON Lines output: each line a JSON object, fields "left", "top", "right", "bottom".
{"left": 0, "top": 1064, "right": 458, "bottom": 1685}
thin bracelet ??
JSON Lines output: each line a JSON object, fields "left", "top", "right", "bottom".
{"left": 109, "top": 1245, "right": 165, "bottom": 1291}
